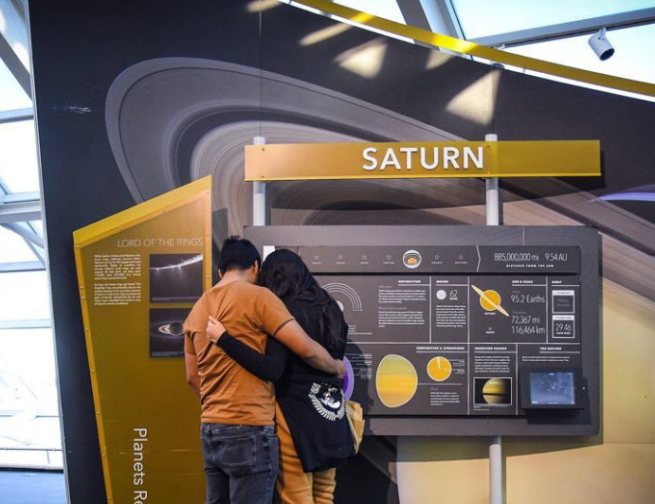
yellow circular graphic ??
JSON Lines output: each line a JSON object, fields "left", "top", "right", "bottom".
{"left": 427, "top": 356, "right": 452, "bottom": 382}
{"left": 479, "top": 289, "right": 501, "bottom": 311}
{"left": 376, "top": 354, "right": 418, "bottom": 408}
{"left": 402, "top": 250, "right": 422, "bottom": 269}
{"left": 482, "top": 378, "right": 510, "bottom": 404}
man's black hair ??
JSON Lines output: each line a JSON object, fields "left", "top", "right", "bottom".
{"left": 218, "top": 236, "right": 261, "bottom": 275}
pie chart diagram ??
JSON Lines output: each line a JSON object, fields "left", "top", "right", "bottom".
{"left": 376, "top": 354, "right": 418, "bottom": 408}
{"left": 427, "top": 356, "right": 452, "bottom": 382}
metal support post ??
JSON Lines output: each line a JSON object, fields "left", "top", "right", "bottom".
{"left": 490, "top": 435, "right": 503, "bottom": 504}
{"left": 252, "top": 136, "right": 267, "bottom": 226}
{"left": 485, "top": 133, "right": 500, "bottom": 227}
{"left": 485, "top": 132, "right": 503, "bottom": 504}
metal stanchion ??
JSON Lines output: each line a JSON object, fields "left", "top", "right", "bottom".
{"left": 252, "top": 136, "right": 267, "bottom": 226}
{"left": 485, "top": 132, "right": 503, "bottom": 504}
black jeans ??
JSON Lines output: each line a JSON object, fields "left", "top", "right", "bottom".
{"left": 200, "top": 423, "right": 279, "bottom": 504}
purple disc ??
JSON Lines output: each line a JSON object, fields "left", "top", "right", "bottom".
{"left": 343, "top": 356, "right": 354, "bottom": 400}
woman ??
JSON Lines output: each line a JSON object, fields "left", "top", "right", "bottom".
{"left": 206, "top": 249, "right": 354, "bottom": 504}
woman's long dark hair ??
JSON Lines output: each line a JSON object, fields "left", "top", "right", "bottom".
{"left": 259, "top": 249, "right": 344, "bottom": 351}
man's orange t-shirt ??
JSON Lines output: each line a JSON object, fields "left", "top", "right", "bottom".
{"left": 184, "top": 281, "right": 294, "bottom": 426}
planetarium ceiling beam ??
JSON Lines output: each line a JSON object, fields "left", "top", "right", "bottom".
{"left": 0, "top": 108, "right": 33, "bottom": 124}
{"left": 0, "top": 199, "right": 41, "bottom": 223}
{"left": 419, "top": 0, "right": 464, "bottom": 39}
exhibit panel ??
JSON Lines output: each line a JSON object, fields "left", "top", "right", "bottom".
{"left": 246, "top": 226, "right": 600, "bottom": 436}
{"left": 73, "top": 178, "right": 212, "bottom": 503}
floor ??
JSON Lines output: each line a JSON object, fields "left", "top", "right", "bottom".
{"left": 0, "top": 470, "right": 67, "bottom": 504}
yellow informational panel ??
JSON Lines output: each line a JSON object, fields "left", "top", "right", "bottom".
{"left": 245, "top": 140, "right": 601, "bottom": 181}
{"left": 73, "top": 177, "right": 212, "bottom": 504}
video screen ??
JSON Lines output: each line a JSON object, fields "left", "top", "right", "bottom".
{"left": 529, "top": 371, "right": 576, "bottom": 406}
{"left": 149, "top": 253, "right": 203, "bottom": 303}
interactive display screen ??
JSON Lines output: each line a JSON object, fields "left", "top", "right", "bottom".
{"left": 520, "top": 369, "right": 582, "bottom": 409}
{"left": 530, "top": 371, "right": 575, "bottom": 405}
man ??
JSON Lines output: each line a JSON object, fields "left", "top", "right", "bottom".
{"left": 184, "top": 236, "right": 345, "bottom": 504}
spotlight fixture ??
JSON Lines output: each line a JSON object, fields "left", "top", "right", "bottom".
{"left": 588, "top": 28, "right": 614, "bottom": 61}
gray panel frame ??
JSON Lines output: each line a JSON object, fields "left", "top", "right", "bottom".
{"left": 245, "top": 225, "right": 601, "bottom": 437}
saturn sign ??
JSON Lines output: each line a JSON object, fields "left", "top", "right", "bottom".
{"left": 362, "top": 146, "right": 484, "bottom": 171}
{"left": 244, "top": 140, "right": 601, "bottom": 181}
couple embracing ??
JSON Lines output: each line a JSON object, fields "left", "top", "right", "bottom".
{"left": 184, "top": 237, "right": 357, "bottom": 504}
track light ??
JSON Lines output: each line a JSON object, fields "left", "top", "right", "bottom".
{"left": 588, "top": 28, "right": 614, "bottom": 61}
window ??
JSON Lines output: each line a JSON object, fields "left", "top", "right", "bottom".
{"left": 0, "top": 58, "right": 31, "bottom": 112}
{"left": 507, "top": 23, "right": 655, "bottom": 88}
{"left": 451, "top": 0, "right": 655, "bottom": 40}
{"left": 0, "top": 120, "right": 40, "bottom": 193}
{"left": 0, "top": 0, "right": 60, "bottom": 471}
{"left": 0, "top": 271, "right": 51, "bottom": 321}
{"left": 0, "top": 225, "right": 38, "bottom": 264}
